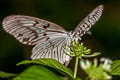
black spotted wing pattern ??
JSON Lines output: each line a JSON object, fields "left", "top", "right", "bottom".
{"left": 2, "top": 15, "right": 67, "bottom": 45}
{"left": 74, "top": 5, "right": 103, "bottom": 37}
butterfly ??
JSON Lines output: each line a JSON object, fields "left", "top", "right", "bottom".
{"left": 2, "top": 5, "right": 103, "bottom": 65}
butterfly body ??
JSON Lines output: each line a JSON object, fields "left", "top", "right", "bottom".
{"left": 2, "top": 5, "right": 103, "bottom": 64}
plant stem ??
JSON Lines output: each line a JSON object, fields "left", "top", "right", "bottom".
{"left": 73, "top": 56, "right": 79, "bottom": 79}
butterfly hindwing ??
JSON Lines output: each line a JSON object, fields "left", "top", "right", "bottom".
{"left": 31, "top": 37, "right": 71, "bottom": 64}
{"left": 2, "top": 15, "right": 67, "bottom": 45}
{"left": 74, "top": 5, "right": 103, "bottom": 37}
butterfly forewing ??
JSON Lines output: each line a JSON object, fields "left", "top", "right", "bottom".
{"left": 2, "top": 15, "right": 67, "bottom": 45}
{"left": 74, "top": 5, "right": 103, "bottom": 37}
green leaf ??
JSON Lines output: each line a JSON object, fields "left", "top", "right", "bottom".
{"left": 0, "top": 71, "right": 17, "bottom": 79}
{"left": 111, "top": 60, "right": 120, "bottom": 75}
{"left": 82, "top": 52, "right": 101, "bottom": 57}
{"left": 17, "top": 58, "right": 74, "bottom": 79}
{"left": 13, "top": 65, "right": 64, "bottom": 80}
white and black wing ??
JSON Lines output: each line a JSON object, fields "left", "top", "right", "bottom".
{"left": 74, "top": 5, "right": 103, "bottom": 37}
{"left": 2, "top": 15, "right": 67, "bottom": 45}
{"left": 2, "top": 15, "right": 71, "bottom": 64}
{"left": 32, "top": 36, "right": 70, "bottom": 64}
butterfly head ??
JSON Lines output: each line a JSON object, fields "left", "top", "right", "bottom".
{"left": 67, "top": 31, "right": 75, "bottom": 39}
{"left": 68, "top": 31, "right": 81, "bottom": 42}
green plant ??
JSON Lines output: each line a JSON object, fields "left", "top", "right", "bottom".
{"left": 80, "top": 58, "right": 112, "bottom": 80}
{"left": 64, "top": 41, "right": 101, "bottom": 79}
{"left": 0, "top": 41, "right": 120, "bottom": 80}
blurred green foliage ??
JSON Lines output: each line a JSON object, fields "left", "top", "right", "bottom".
{"left": 17, "top": 58, "right": 74, "bottom": 79}
{"left": 0, "top": 0, "right": 120, "bottom": 79}
{"left": 14, "top": 65, "right": 65, "bottom": 80}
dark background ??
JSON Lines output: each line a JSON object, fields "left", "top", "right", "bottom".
{"left": 0, "top": 0, "right": 120, "bottom": 79}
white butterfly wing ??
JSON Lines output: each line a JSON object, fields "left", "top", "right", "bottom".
{"left": 2, "top": 15, "right": 67, "bottom": 45}
{"left": 31, "top": 36, "right": 71, "bottom": 64}
{"left": 2, "top": 15, "right": 71, "bottom": 64}
{"left": 74, "top": 5, "right": 103, "bottom": 37}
